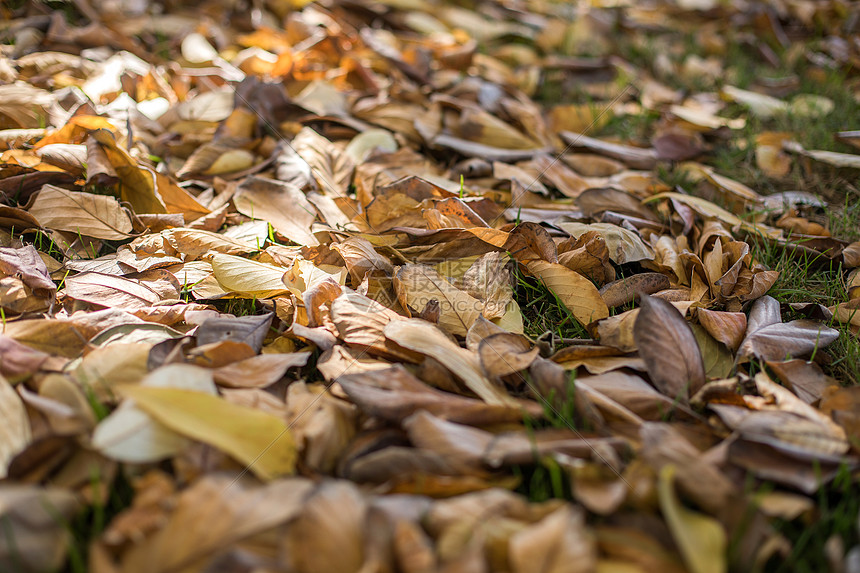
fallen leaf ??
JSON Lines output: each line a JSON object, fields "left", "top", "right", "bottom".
{"left": 478, "top": 332, "right": 539, "bottom": 379}
{"left": 526, "top": 260, "right": 609, "bottom": 326}
{"left": 394, "top": 264, "right": 483, "bottom": 336}
{"left": 195, "top": 312, "right": 274, "bottom": 353}
{"left": 116, "top": 475, "right": 313, "bottom": 573}
{"left": 120, "top": 384, "right": 297, "bottom": 480}
{"left": 599, "top": 273, "right": 670, "bottom": 308}
{"left": 633, "top": 295, "right": 705, "bottom": 400}
{"left": 210, "top": 253, "right": 293, "bottom": 298}
{"left": 696, "top": 308, "right": 746, "bottom": 351}
{"left": 557, "top": 222, "right": 654, "bottom": 264}
{"left": 0, "top": 375, "right": 31, "bottom": 479}
{"left": 283, "top": 481, "right": 367, "bottom": 573}
{"left": 509, "top": 506, "right": 597, "bottom": 573}
{"left": 26, "top": 185, "right": 133, "bottom": 240}
{"left": 212, "top": 352, "right": 310, "bottom": 388}
{"left": 338, "top": 364, "right": 529, "bottom": 425}
{"left": 658, "top": 465, "right": 727, "bottom": 573}
{"left": 233, "top": 176, "right": 320, "bottom": 246}
{"left": 91, "top": 364, "right": 217, "bottom": 463}
{"left": 0, "top": 486, "right": 80, "bottom": 573}
{"left": 384, "top": 318, "right": 515, "bottom": 405}
{"left": 738, "top": 295, "right": 839, "bottom": 361}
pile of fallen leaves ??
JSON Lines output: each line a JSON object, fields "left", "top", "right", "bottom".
{"left": 1, "top": 0, "right": 860, "bottom": 571}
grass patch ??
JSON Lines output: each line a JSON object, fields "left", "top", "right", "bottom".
{"left": 764, "top": 465, "right": 860, "bottom": 573}
{"left": 214, "top": 297, "right": 260, "bottom": 317}
{"left": 748, "top": 236, "right": 860, "bottom": 385}
{"left": 513, "top": 266, "right": 590, "bottom": 341}
{"left": 63, "top": 469, "right": 134, "bottom": 573}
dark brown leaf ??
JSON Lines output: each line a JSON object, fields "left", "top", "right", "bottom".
{"left": 633, "top": 294, "right": 706, "bottom": 401}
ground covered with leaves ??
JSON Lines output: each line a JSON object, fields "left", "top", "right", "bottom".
{"left": 1, "top": 0, "right": 860, "bottom": 571}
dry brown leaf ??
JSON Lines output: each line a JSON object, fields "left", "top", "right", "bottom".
{"left": 233, "top": 175, "right": 319, "bottom": 246}
{"left": 62, "top": 272, "right": 169, "bottom": 310}
{"left": 27, "top": 185, "right": 133, "bottom": 240}
{"left": 843, "top": 242, "right": 860, "bottom": 268}
{"left": 116, "top": 475, "right": 313, "bottom": 573}
{"left": 330, "top": 291, "right": 418, "bottom": 362}
{"left": 0, "top": 375, "right": 31, "bottom": 479}
{"left": 331, "top": 237, "right": 394, "bottom": 282}
{"left": 633, "top": 295, "right": 705, "bottom": 401}
{"left": 283, "top": 481, "right": 367, "bottom": 573}
{"left": 478, "top": 332, "right": 539, "bottom": 379}
{"left": 738, "top": 295, "right": 839, "bottom": 361}
{"left": 286, "top": 381, "right": 357, "bottom": 473}
{"left": 212, "top": 352, "right": 310, "bottom": 388}
{"left": 394, "top": 264, "right": 483, "bottom": 336}
{"left": 509, "top": 506, "right": 597, "bottom": 573}
{"left": 560, "top": 132, "right": 658, "bottom": 169}
{"left": 292, "top": 127, "right": 355, "bottom": 197}
{"left": 599, "top": 273, "right": 670, "bottom": 308}
{"left": 338, "top": 364, "right": 528, "bottom": 425}
{"left": 767, "top": 359, "right": 835, "bottom": 405}
{"left": 526, "top": 260, "right": 609, "bottom": 326}
{"left": 696, "top": 308, "right": 746, "bottom": 351}
{"left": 0, "top": 486, "right": 80, "bottom": 573}
{"left": 384, "top": 318, "right": 516, "bottom": 405}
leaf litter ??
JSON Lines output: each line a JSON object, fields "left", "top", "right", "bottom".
{"left": 1, "top": 0, "right": 860, "bottom": 571}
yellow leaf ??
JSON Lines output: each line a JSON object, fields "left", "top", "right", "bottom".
{"left": 119, "top": 385, "right": 297, "bottom": 480}
{"left": 526, "top": 260, "right": 608, "bottom": 326}
{"left": 0, "top": 375, "right": 31, "bottom": 479}
{"left": 394, "top": 264, "right": 482, "bottom": 336}
{"left": 658, "top": 465, "right": 727, "bottom": 573}
{"left": 203, "top": 148, "right": 256, "bottom": 175}
{"left": 90, "top": 129, "right": 166, "bottom": 214}
{"left": 493, "top": 299, "right": 524, "bottom": 334}
{"left": 211, "top": 253, "right": 296, "bottom": 298}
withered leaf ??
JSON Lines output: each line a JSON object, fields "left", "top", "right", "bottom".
{"left": 120, "top": 385, "right": 297, "bottom": 480}
{"left": 576, "top": 188, "right": 658, "bottom": 222}
{"left": 478, "top": 332, "right": 539, "bottom": 379}
{"left": 0, "top": 245, "right": 56, "bottom": 297}
{"left": 196, "top": 312, "right": 273, "bottom": 353}
{"left": 0, "top": 486, "right": 80, "bottom": 573}
{"left": 633, "top": 295, "right": 705, "bottom": 401}
{"left": 558, "top": 222, "right": 655, "bottom": 264}
{"left": 27, "top": 185, "right": 133, "bottom": 240}
{"left": 0, "top": 375, "right": 31, "bottom": 479}
{"left": 560, "top": 132, "right": 658, "bottom": 169}
{"left": 339, "top": 364, "right": 528, "bottom": 425}
{"left": 738, "top": 295, "right": 838, "bottom": 361}
{"left": 233, "top": 176, "right": 319, "bottom": 246}
{"left": 394, "top": 264, "right": 483, "bottom": 336}
{"left": 384, "top": 319, "right": 515, "bottom": 405}
{"left": 509, "top": 506, "right": 597, "bottom": 573}
{"left": 117, "top": 475, "right": 313, "bottom": 573}
{"left": 292, "top": 127, "right": 355, "bottom": 197}
{"left": 92, "top": 364, "right": 217, "bottom": 463}
{"left": 658, "top": 465, "right": 727, "bottom": 573}
{"left": 209, "top": 253, "right": 292, "bottom": 298}
{"left": 283, "top": 481, "right": 367, "bottom": 573}
{"left": 599, "top": 273, "right": 670, "bottom": 308}
{"left": 62, "top": 272, "right": 168, "bottom": 309}
{"left": 213, "top": 352, "right": 310, "bottom": 388}
{"left": 526, "top": 260, "right": 609, "bottom": 326}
